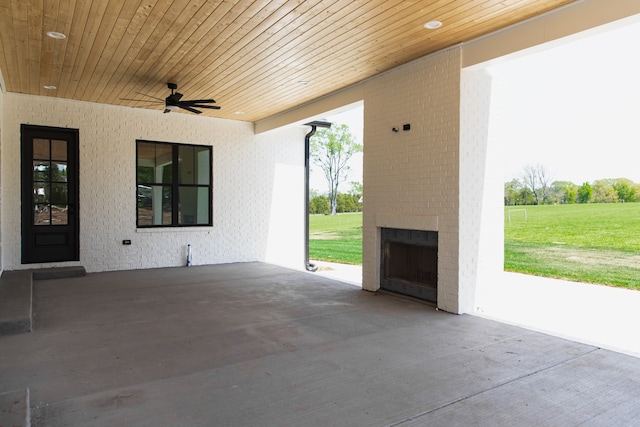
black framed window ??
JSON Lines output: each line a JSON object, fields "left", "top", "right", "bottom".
{"left": 136, "top": 140, "right": 212, "bottom": 227}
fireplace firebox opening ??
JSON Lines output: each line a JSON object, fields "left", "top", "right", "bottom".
{"left": 380, "top": 228, "right": 438, "bottom": 304}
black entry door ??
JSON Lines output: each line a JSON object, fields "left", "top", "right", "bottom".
{"left": 21, "top": 125, "right": 80, "bottom": 263}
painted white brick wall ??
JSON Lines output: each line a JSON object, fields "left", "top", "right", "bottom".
{"left": 459, "top": 67, "right": 505, "bottom": 314}
{"left": 1, "top": 93, "right": 305, "bottom": 272}
{"left": 362, "top": 47, "right": 462, "bottom": 313}
{"left": 0, "top": 87, "right": 4, "bottom": 274}
{"left": 462, "top": 68, "right": 507, "bottom": 315}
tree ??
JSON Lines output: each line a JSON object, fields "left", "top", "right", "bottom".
{"left": 612, "top": 179, "right": 636, "bottom": 202}
{"left": 592, "top": 180, "right": 619, "bottom": 203}
{"left": 348, "top": 181, "right": 363, "bottom": 198}
{"left": 504, "top": 179, "right": 522, "bottom": 205}
{"left": 505, "top": 176, "right": 639, "bottom": 205}
{"left": 577, "top": 182, "right": 592, "bottom": 203}
{"left": 310, "top": 123, "right": 363, "bottom": 214}
{"left": 521, "top": 164, "right": 553, "bottom": 205}
{"left": 551, "top": 181, "right": 578, "bottom": 204}
{"left": 309, "top": 195, "right": 330, "bottom": 214}
{"left": 336, "top": 193, "right": 359, "bottom": 212}
{"left": 631, "top": 183, "right": 640, "bottom": 202}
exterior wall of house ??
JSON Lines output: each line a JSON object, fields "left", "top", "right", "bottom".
{"left": 1, "top": 93, "right": 306, "bottom": 273}
{"left": 459, "top": 67, "right": 505, "bottom": 314}
{"left": 0, "top": 84, "right": 4, "bottom": 274}
{"left": 362, "top": 47, "right": 462, "bottom": 314}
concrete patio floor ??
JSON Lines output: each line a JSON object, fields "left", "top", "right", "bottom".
{"left": 313, "top": 261, "right": 640, "bottom": 358}
{"left": 1, "top": 262, "right": 639, "bottom": 426}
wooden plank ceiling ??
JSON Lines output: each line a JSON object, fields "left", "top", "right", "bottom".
{"left": 0, "top": 0, "right": 574, "bottom": 122}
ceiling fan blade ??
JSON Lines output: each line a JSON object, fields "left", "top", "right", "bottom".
{"left": 135, "top": 92, "right": 165, "bottom": 101}
{"left": 131, "top": 84, "right": 219, "bottom": 115}
{"left": 120, "top": 98, "right": 160, "bottom": 103}
{"left": 180, "top": 99, "right": 216, "bottom": 104}
{"left": 178, "top": 105, "right": 202, "bottom": 114}
{"left": 191, "top": 104, "right": 221, "bottom": 110}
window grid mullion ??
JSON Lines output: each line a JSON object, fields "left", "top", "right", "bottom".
{"left": 172, "top": 145, "right": 179, "bottom": 225}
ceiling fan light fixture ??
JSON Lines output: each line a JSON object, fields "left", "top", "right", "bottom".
{"left": 46, "top": 31, "right": 67, "bottom": 39}
{"left": 165, "top": 105, "right": 179, "bottom": 111}
{"left": 424, "top": 21, "right": 443, "bottom": 29}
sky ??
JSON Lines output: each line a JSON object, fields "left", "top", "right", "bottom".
{"left": 490, "top": 19, "right": 640, "bottom": 185}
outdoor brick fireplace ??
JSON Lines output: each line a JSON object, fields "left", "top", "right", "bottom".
{"left": 380, "top": 228, "right": 438, "bottom": 304}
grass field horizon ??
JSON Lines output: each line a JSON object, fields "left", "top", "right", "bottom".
{"left": 310, "top": 203, "right": 640, "bottom": 289}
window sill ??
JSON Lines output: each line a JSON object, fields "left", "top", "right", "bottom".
{"left": 136, "top": 226, "right": 213, "bottom": 233}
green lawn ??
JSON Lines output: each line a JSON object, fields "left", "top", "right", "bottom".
{"left": 505, "top": 203, "right": 640, "bottom": 289}
{"left": 309, "top": 204, "right": 640, "bottom": 289}
{"left": 309, "top": 212, "right": 362, "bottom": 265}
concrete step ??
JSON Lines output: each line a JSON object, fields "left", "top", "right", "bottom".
{"left": 0, "top": 389, "right": 30, "bottom": 427}
{"left": 0, "top": 267, "right": 86, "bottom": 336}
{"left": 0, "top": 271, "right": 33, "bottom": 335}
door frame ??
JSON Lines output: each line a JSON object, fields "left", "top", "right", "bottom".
{"left": 20, "top": 124, "right": 80, "bottom": 264}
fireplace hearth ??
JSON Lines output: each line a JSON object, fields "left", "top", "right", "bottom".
{"left": 380, "top": 228, "right": 438, "bottom": 303}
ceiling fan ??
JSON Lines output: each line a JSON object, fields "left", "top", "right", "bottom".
{"left": 122, "top": 83, "right": 221, "bottom": 114}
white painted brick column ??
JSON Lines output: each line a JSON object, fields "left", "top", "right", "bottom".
{"left": 460, "top": 67, "right": 505, "bottom": 314}
{"left": 362, "top": 47, "right": 462, "bottom": 313}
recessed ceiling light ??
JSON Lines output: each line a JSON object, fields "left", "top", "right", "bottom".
{"left": 46, "top": 31, "right": 67, "bottom": 39}
{"left": 43, "top": 85, "right": 57, "bottom": 90}
{"left": 235, "top": 111, "right": 245, "bottom": 115}
{"left": 298, "top": 81, "right": 310, "bottom": 86}
{"left": 424, "top": 21, "right": 443, "bottom": 30}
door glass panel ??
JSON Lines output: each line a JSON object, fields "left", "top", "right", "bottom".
{"left": 51, "top": 162, "right": 68, "bottom": 182}
{"left": 34, "top": 204, "right": 51, "bottom": 225}
{"left": 51, "top": 205, "right": 68, "bottom": 225}
{"left": 51, "top": 183, "right": 68, "bottom": 204}
{"left": 51, "top": 140, "right": 67, "bottom": 161}
{"left": 33, "top": 161, "right": 50, "bottom": 182}
{"left": 33, "top": 184, "right": 49, "bottom": 203}
{"left": 33, "top": 139, "right": 49, "bottom": 160}
{"left": 31, "top": 138, "right": 69, "bottom": 226}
